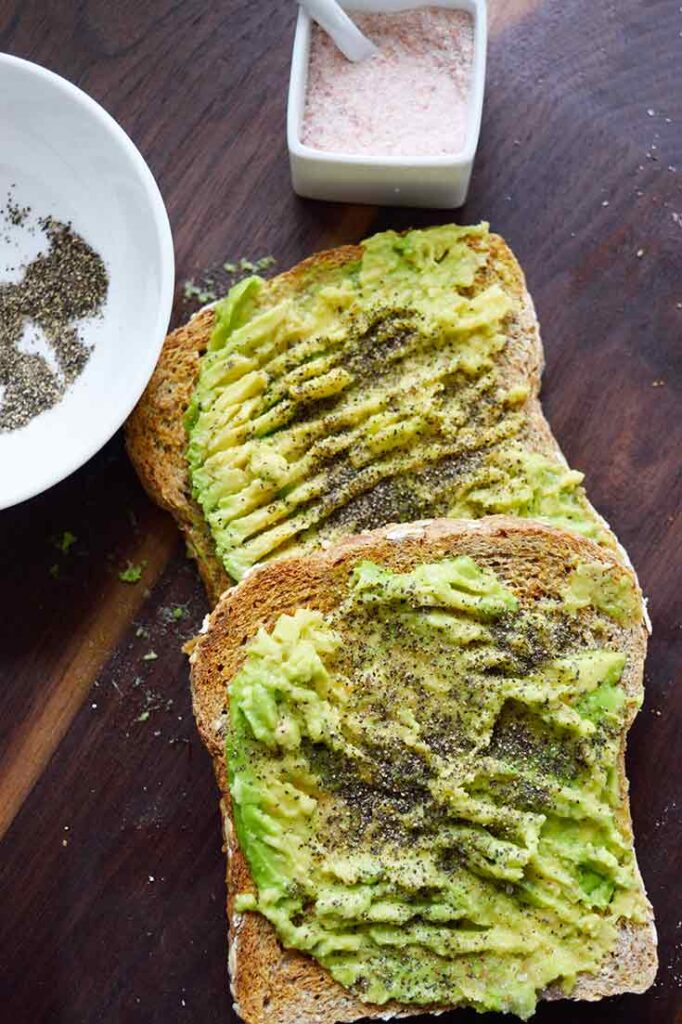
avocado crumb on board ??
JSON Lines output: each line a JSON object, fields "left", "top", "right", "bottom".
{"left": 183, "top": 280, "right": 217, "bottom": 304}
{"left": 55, "top": 530, "right": 77, "bottom": 554}
{"left": 182, "top": 255, "right": 277, "bottom": 311}
{"left": 48, "top": 530, "right": 78, "bottom": 578}
{"left": 118, "top": 562, "right": 144, "bottom": 583}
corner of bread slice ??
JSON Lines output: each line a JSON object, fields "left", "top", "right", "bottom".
{"left": 220, "top": 774, "right": 441, "bottom": 1024}
{"left": 124, "top": 304, "right": 232, "bottom": 604}
{"left": 547, "top": 917, "right": 658, "bottom": 1005}
{"left": 191, "top": 516, "right": 656, "bottom": 1023}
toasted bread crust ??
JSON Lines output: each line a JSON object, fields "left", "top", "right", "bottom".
{"left": 126, "top": 233, "right": 612, "bottom": 605}
{"left": 189, "top": 517, "right": 656, "bottom": 1024}
{"left": 124, "top": 305, "right": 229, "bottom": 602}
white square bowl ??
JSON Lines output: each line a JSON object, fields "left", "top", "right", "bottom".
{"left": 287, "top": 0, "right": 487, "bottom": 209}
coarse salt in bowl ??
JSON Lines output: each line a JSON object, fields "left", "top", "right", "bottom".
{"left": 288, "top": 0, "right": 487, "bottom": 208}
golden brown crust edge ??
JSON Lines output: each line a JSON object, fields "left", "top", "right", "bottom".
{"left": 124, "top": 305, "right": 229, "bottom": 604}
{"left": 189, "top": 516, "right": 656, "bottom": 1024}
{"left": 124, "top": 232, "right": 587, "bottom": 607}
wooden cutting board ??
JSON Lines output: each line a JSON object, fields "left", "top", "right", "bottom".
{"left": 0, "top": 1, "right": 680, "bottom": 1021}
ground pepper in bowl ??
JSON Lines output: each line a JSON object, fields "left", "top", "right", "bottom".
{"left": 0, "top": 202, "right": 108, "bottom": 432}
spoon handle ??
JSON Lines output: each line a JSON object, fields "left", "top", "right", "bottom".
{"left": 298, "top": 0, "right": 378, "bottom": 62}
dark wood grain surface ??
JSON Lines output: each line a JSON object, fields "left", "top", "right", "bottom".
{"left": 1, "top": 1, "right": 680, "bottom": 1022}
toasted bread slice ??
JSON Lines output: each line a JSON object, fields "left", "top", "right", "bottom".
{"left": 126, "top": 227, "right": 619, "bottom": 605}
{"left": 188, "top": 516, "right": 656, "bottom": 1024}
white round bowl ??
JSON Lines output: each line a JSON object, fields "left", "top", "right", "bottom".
{"left": 0, "top": 54, "right": 174, "bottom": 509}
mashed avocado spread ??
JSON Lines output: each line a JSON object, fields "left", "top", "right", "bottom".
{"left": 186, "top": 224, "right": 609, "bottom": 582}
{"left": 228, "top": 555, "right": 647, "bottom": 1019}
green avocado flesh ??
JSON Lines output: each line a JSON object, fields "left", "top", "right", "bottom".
{"left": 228, "top": 556, "right": 647, "bottom": 1019}
{"left": 186, "top": 224, "right": 610, "bottom": 582}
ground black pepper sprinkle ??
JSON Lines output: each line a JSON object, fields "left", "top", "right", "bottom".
{"left": 6, "top": 198, "right": 30, "bottom": 228}
{"left": 0, "top": 201, "right": 108, "bottom": 432}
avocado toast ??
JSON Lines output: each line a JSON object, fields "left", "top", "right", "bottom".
{"left": 188, "top": 516, "right": 656, "bottom": 1023}
{"left": 126, "top": 224, "right": 621, "bottom": 604}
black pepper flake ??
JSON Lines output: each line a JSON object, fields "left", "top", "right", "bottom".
{"left": 0, "top": 201, "right": 109, "bottom": 432}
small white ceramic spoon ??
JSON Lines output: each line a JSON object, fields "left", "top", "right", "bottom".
{"left": 298, "top": 0, "right": 378, "bottom": 61}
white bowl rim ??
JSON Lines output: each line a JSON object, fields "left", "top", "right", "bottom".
{"left": 0, "top": 53, "right": 175, "bottom": 509}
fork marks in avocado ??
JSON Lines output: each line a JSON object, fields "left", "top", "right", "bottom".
{"left": 186, "top": 225, "right": 609, "bottom": 582}
{"left": 228, "top": 556, "right": 646, "bottom": 1019}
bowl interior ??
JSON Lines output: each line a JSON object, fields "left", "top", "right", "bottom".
{"left": 0, "top": 56, "right": 174, "bottom": 509}
{"left": 288, "top": 0, "right": 486, "bottom": 165}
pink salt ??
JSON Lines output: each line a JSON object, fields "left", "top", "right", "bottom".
{"left": 301, "top": 8, "right": 474, "bottom": 158}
